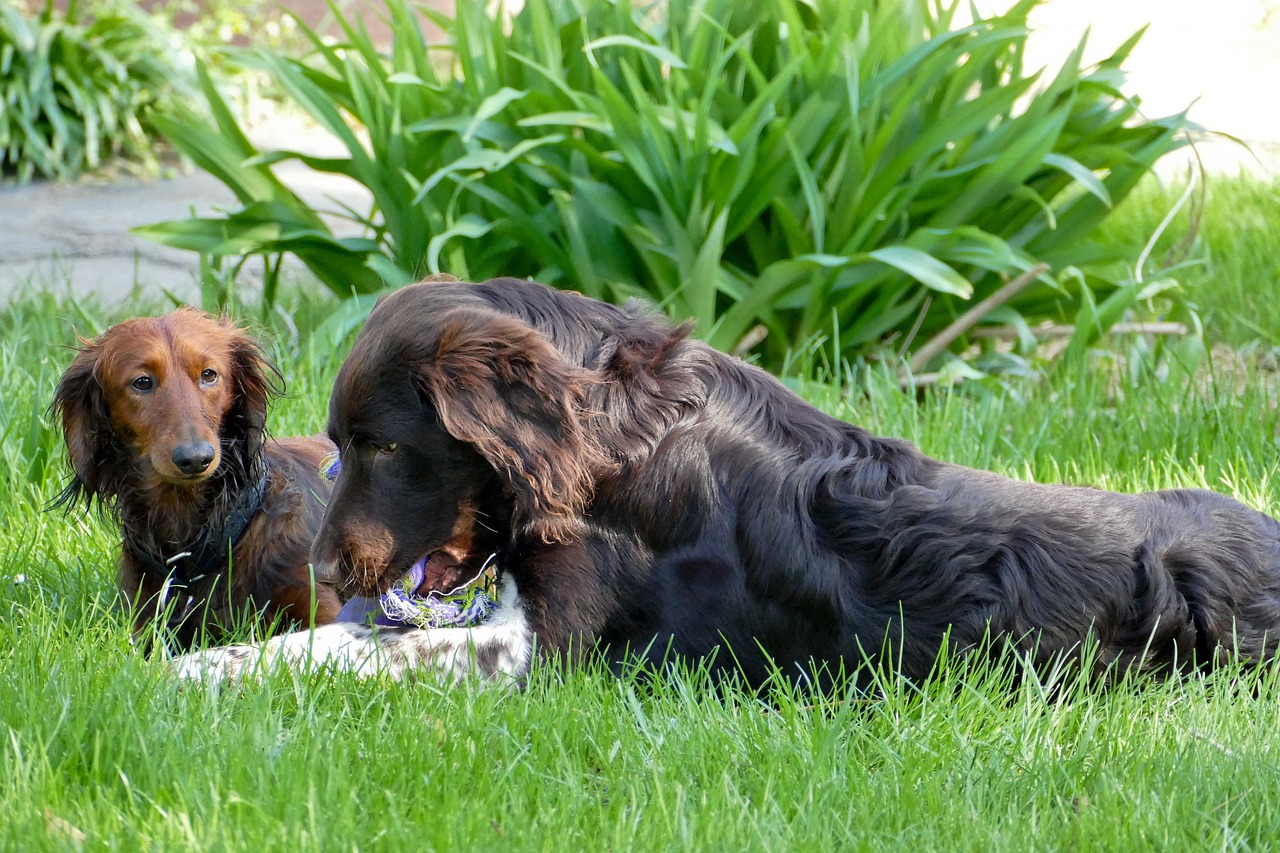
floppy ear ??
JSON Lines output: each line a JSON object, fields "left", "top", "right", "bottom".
{"left": 50, "top": 341, "right": 121, "bottom": 512}
{"left": 415, "top": 309, "right": 613, "bottom": 542}
{"left": 221, "top": 320, "right": 281, "bottom": 468}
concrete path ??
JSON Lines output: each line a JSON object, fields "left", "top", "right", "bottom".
{"left": 0, "top": 118, "right": 373, "bottom": 305}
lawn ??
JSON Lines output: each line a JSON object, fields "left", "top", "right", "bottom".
{"left": 3, "top": 252, "right": 1280, "bottom": 850}
{"left": 1103, "top": 171, "right": 1280, "bottom": 350}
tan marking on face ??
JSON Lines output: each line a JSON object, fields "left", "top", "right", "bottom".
{"left": 436, "top": 499, "right": 480, "bottom": 565}
{"left": 333, "top": 520, "right": 397, "bottom": 597}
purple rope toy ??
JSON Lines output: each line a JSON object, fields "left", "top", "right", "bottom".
{"left": 322, "top": 452, "right": 496, "bottom": 629}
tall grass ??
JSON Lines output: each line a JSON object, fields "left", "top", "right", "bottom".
{"left": 1105, "top": 171, "right": 1280, "bottom": 347}
{"left": 3, "top": 286, "right": 1280, "bottom": 849}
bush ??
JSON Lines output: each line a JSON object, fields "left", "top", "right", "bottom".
{"left": 138, "top": 0, "right": 1194, "bottom": 371}
{"left": 0, "top": 0, "right": 191, "bottom": 183}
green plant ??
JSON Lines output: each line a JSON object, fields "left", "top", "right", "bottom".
{"left": 153, "top": 0, "right": 304, "bottom": 55}
{"left": 1106, "top": 172, "right": 1280, "bottom": 346}
{"left": 0, "top": 0, "right": 190, "bottom": 182}
{"left": 138, "top": 0, "right": 1194, "bottom": 371}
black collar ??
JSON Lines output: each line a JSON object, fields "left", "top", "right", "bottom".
{"left": 132, "top": 465, "right": 269, "bottom": 586}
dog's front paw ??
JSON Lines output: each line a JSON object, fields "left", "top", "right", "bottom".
{"left": 170, "top": 644, "right": 258, "bottom": 684}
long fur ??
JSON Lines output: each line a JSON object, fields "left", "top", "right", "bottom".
{"left": 173, "top": 279, "right": 1280, "bottom": 688}
{"left": 52, "top": 309, "right": 342, "bottom": 648}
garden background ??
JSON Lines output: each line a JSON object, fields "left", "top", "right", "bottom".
{"left": 3, "top": 0, "right": 1280, "bottom": 849}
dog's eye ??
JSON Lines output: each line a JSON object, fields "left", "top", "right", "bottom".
{"left": 374, "top": 442, "right": 398, "bottom": 457}
{"left": 131, "top": 376, "right": 154, "bottom": 392}
{"left": 199, "top": 369, "right": 218, "bottom": 385}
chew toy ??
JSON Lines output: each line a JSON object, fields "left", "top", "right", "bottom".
{"left": 334, "top": 556, "right": 496, "bottom": 629}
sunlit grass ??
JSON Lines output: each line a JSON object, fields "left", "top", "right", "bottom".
{"left": 3, "top": 285, "right": 1280, "bottom": 850}
{"left": 1105, "top": 171, "right": 1280, "bottom": 346}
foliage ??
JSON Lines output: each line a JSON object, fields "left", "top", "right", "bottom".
{"left": 138, "top": 0, "right": 1194, "bottom": 371}
{"left": 0, "top": 0, "right": 191, "bottom": 183}
{"left": 152, "top": 0, "right": 304, "bottom": 56}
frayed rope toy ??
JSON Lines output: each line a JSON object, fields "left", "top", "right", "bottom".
{"left": 322, "top": 451, "right": 496, "bottom": 629}
{"left": 333, "top": 556, "right": 497, "bottom": 629}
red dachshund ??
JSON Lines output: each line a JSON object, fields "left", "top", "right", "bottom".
{"left": 52, "top": 308, "right": 340, "bottom": 648}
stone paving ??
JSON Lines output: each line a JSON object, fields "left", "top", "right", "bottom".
{"left": 0, "top": 117, "right": 372, "bottom": 305}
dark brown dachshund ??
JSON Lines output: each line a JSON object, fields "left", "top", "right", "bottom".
{"left": 53, "top": 308, "right": 341, "bottom": 648}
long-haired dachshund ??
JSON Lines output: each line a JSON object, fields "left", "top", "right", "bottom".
{"left": 53, "top": 308, "right": 341, "bottom": 648}
{"left": 173, "top": 278, "right": 1280, "bottom": 690}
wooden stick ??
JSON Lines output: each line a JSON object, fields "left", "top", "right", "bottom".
{"left": 900, "top": 320, "right": 1190, "bottom": 390}
{"left": 899, "top": 371, "right": 944, "bottom": 389}
{"left": 907, "top": 263, "right": 1049, "bottom": 373}
{"left": 732, "top": 324, "right": 768, "bottom": 358}
{"left": 970, "top": 321, "right": 1188, "bottom": 341}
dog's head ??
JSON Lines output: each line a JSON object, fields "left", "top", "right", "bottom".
{"left": 311, "top": 281, "right": 611, "bottom": 597}
{"left": 51, "top": 308, "right": 277, "bottom": 511}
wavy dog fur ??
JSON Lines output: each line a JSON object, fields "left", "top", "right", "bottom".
{"left": 53, "top": 309, "right": 340, "bottom": 648}
{"left": 174, "top": 279, "right": 1280, "bottom": 688}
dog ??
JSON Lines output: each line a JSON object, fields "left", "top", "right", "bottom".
{"left": 53, "top": 308, "right": 342, "bottom": 648}
{"left": 172, "top": 278, "right": 1280, "bottom": 689}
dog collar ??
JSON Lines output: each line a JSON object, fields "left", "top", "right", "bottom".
{"left": 133, "top": 464, "right": 269, "bottom": 587}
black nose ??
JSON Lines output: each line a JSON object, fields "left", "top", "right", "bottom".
{"left": 172, "top": 442, "right": 215, "bottom": 475}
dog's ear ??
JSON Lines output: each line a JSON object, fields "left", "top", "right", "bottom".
{"left": 414, "top": 310, "right": 612, "bottom": 542}
{"left": 50, "top": 340, "right": 118, "bottom": 512}
{"left": 223, "top": 320, "right": 281, "bottom": 464}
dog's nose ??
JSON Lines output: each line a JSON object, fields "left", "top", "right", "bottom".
{"left": 172, "top": 442, "right": 216, "bottom": 475}
{"left": 309, "top": 559, "right": 343, "bottom": 586}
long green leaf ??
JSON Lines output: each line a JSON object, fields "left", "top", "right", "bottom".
{"left": 865, "top": 246, "right": 973, "bottom": 298}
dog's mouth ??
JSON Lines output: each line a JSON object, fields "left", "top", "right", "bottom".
{"left": 335, "top": 545, "right": 495, "bottom": 627}
{"left": 145, "top": 455, "right": 220, "bottom": 486}
{"left": 165, "top": 471, "right": 215, "bottom": 484}
{"left": 394, "top": 497, "right": 496, "bottom": 597}
{"left": 405, "top": 541, "right": 477, "bottom": 597}
{"left": 331, "top": 498, "right": 503, "bottom": 626}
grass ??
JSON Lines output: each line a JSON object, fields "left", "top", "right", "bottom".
{"left": 1103, "top": 170, "right": 1280, "bottom": 347}
{"left": 3, "top": 278, "right": 1280, "bottom": 850}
